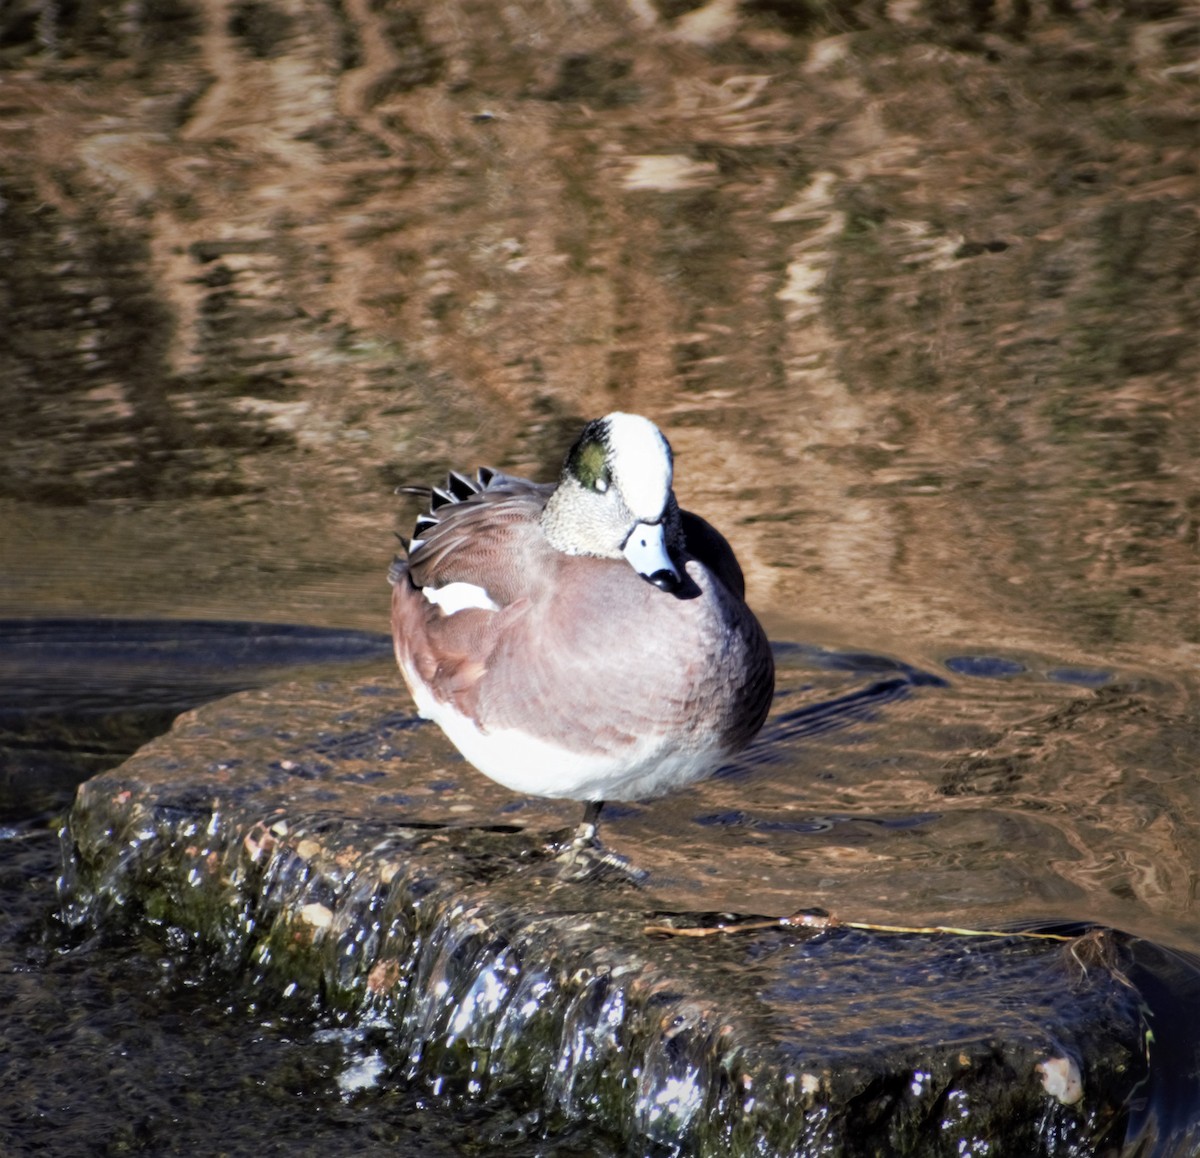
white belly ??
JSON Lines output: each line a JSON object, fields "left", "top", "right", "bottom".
{"left": 402, "top": 657, "right": 723, "bottom": 802}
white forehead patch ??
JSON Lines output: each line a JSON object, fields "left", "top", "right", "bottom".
{"left": 604, "top": 412, "right": 673, "bottom": 521}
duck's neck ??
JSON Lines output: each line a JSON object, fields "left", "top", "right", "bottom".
{"left": 540, "top": 481, "right": 612, "bottom": 558}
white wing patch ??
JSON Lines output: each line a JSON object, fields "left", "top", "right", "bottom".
{"left": 422, "top": 582, "right": 500, "bottom": 615}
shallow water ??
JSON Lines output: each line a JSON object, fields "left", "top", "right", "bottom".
{"left": 3, "top": 624, "right": 1198, "bottom": 1153}
{"left": 2, "top": 0, "right": 1199, "bottom": 1150}
{"left": 51, "top": 650, "right": 1191, "bottom": 1155}
{"left": 0, "top": 822, "right": 616, "bottom": 1156}
{"left": 0, "top": 624, "right": 613, "bottom": 1156}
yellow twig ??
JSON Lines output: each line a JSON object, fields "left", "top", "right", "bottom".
{"left": 644, "top": 911, "right": 1076, "bottom": 942}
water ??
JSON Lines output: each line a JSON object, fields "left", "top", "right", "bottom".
{"left": 27, "top": 638, "right": 1200, "bottom": 1155}
{"left": 0, "top": 623, "right": 611, "bottom": 1155}
{"left": 1, "top": 0, "right": 1198, "bottom": 1150}
{"left": 0, "top": 829, "right": 615, "bottom": 1157}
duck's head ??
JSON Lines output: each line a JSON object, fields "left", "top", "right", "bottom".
{"left": 541, "top": 412, "right": 683, "bottom": 593}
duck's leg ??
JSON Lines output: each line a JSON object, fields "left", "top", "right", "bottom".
{"left": 552, "top": 800, "right": 646, "bottom": 883}
{"left": 554, "top": 799, "right": 603, "bottom": 866}
{"left": 575, "top": 799, "right": 604, "bottom": 846}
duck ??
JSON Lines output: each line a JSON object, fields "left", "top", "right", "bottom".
{"left": 388, "top": 412, "right": 775, "bottom": 858}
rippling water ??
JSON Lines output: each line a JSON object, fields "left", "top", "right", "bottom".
{"left": 2, "top": 621, "right": 1196, "bottom": 1152}
{"left": 2, "top": 0, "right": 1198, "bottom": 1150}
{"left": 0, "top": 823, "right": 616, "bottom": 1156}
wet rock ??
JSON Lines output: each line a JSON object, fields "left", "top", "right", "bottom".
{"left": 64, "top": 666, "right": 1155, "bottom": 1155}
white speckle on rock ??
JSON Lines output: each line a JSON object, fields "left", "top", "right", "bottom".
{"left": 1037, "top": 1056, "right": 1083, "bottom": 1105}
{"left": 300, "top": 902, "right": 333, "bottom": 929}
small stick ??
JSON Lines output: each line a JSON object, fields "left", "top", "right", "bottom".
{"left": 644, "top": 910, "right": 1076, "bottom": 942}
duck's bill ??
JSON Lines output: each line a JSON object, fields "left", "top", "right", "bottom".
{"left": 622, "top": 521, "right": 681, "bottom": 593}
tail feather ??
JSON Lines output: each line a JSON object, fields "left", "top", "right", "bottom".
{"left": 394, "top": 465, "right": 502, "bottom": 562}
{"left": 446, "top": 470, "right": 478, "bottom": 500}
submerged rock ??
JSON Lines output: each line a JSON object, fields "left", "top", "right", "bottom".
{"left": 0, "top": 619, "right": 393, "bottom": 818}
{"left": 64, "top": 665, "right": 1156, "bottom": 1156}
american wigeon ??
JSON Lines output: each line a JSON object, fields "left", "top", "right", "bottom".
{"left": 389, "top": 412, "right": 775, "bottom": 855}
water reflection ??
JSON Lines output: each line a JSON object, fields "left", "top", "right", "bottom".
{"left": 1, "top": 0, "right": 1198, "bottom": 1149}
